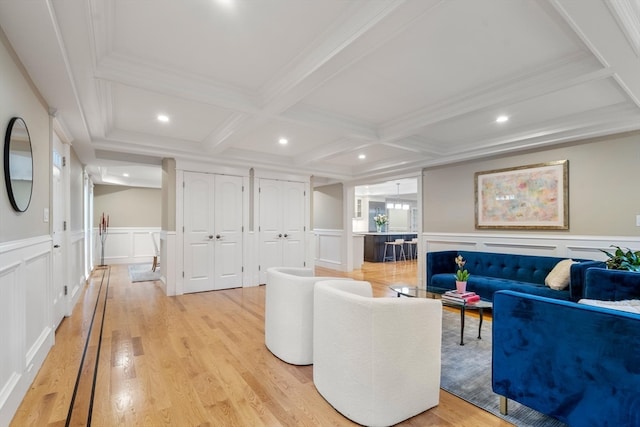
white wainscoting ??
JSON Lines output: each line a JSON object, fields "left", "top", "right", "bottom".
{"left": 93, "top": 227, "right": 162, "bottom": 266}
{"left": 244, "top": 231, "right": 259, "bottom": 287}
{"left": 0, "top": 236, "right": 54, "bottom": 426}
{"left": 314, "top": 229, "right": 344, "bottom": 271}
{"left": 353, "top": 234, "right": 364, "bottom": 270}
{"left": 68, "top": 230, "right": 86, "bottom": 310}
{"left": 421, "top": 232, "right": 639, "bottom": 287}
{"left": 305, "top": 230, "right": 316, "bottom": 271}
{"left": 311, "top": 231, "right": 638, "bottom": 280}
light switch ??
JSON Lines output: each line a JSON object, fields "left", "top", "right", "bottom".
{"left": 43, "top": 208, "right": 49, "bottom": 223}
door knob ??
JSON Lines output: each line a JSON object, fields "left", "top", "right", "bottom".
{"left": 54, "top": 244, "right": 60, "bottom": 248}
{"left": 216, "top": 234, "right": 221, "bottom": 240}
{"left": 278, "top": 234, "right": 282, "bottom": 238}
{"left": 208, "top": 235, "right": 214, "bottom": 240}
{"left": 283, "top": 234, "right": 288, "bottom": 238}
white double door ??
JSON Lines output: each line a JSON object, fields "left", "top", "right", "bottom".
{"left": 184, "top": 172, "right": 244, "bottom": 293}
{"left": 258, "top": 179, "right": 306, "bottom": 283}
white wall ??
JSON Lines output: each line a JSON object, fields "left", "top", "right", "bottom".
{"left": 93, "top": 185, "right": 161, "bottom": 228}
{"left": 94, "top": 227, "right": 161, "bottom": 266}
{"left": 0, "top": 28, "right": 55, "bottom": 425}
{"left": 313, "top": 183, "right": 343, "bottom": 230}
{"left": 421, "top": 232, "right": 637, "bottom": 287}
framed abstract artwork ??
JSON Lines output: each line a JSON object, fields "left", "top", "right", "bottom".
{"left": 475, "top": 160, "right": 569, "bottom": 230}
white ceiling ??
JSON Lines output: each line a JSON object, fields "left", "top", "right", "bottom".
{"left": 1, "top": 0, "right": 640, "bottom": 189}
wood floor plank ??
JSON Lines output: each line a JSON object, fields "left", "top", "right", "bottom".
{"left": 11, "top": 260, "right": 511, "bottom": 426}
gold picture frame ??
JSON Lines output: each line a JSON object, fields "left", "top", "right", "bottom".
{"left": 475, "top": 160, "right": 569, "bottom": 230}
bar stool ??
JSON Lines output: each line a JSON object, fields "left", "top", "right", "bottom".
{"left": 407, "top": 238, "right": 418, "bottom": 260}
{"left": 383, "top": 239, "right": 406, "bottom": 262}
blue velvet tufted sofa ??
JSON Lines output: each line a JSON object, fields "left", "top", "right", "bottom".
{"left": 492, "top": 289, "right": 640, "bottom": 426}
{"left": 583, "top": 267, "right": 640, "bottom": 300}
{"left": 426, "top": 250, "right": 604, "bottom": 301}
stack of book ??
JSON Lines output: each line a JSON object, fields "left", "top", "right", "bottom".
{"left": 441, "top": 290, "right": 481, "bottom": 304}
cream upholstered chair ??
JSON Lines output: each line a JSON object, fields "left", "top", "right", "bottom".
{"left": 313, "top": 280, "right": 442, "bottom": 427}
{"left": 265, "top": 267, "right": 347, "bottom": 365}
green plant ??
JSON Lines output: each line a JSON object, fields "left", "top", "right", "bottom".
{"left": 600, "top": 245, "right": 640, "bottom": 271}
{"left": 454, "top": 255, "right": 470, "bottom": 281}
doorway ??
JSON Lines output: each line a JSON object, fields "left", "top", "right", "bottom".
{"left": 352, "top": 176, "right": 421, "bottom": 283}
{"left": 353, "top": 178, "right": 418, "bottom": 234}
{"left": 52, "top": 133, "right": 68, "bottom": 328}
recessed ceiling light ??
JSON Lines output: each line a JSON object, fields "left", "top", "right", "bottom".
{"left": 157, "top": 114, "right": 169, "bottom": 123}
{"left": 278, "top": 138, "right": 288, "bottom": 145}
{"left": 496, "top": 115, "right": 509, "bottom": 123}
{"left": 358, "top": 154, "right": 366, "bottom": 160}
{"left": 123, "top": 173, "right": 129, "bottom": 177}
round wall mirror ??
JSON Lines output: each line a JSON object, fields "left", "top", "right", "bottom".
{"left": 4, "top": 117, "right": 33, "bottom": 212}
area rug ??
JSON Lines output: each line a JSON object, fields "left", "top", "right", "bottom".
{"left": 128, "top": 263, "right": 161, "bottom": 282}
{"left": 440, "top": 309, "right": 567, "bottom": 427}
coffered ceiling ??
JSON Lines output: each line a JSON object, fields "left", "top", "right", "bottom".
{"left": 1, "top": 0, "right": 640, "bottom": 188}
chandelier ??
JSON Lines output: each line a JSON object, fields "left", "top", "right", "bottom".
{"left": 386, "top": 183, "right": 409, "bottom": 210}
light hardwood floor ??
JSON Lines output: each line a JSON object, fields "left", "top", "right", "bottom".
{"left": 11, "top": 261, "right": 511, "bottom": 426}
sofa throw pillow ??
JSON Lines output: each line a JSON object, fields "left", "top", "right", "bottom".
{"left": 544, "top": 259, "right": 576, "bottom": 290}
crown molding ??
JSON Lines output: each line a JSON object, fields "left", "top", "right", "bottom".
{"left": 380, "top": 137, "right": 444, "bottom": 157}
{"left": 94, "top": 130, "right": 202, "bottom": 156}
{"left": 380, "top": 54, "right": 609, "bottom": 141}
{"left": 450, "top": 102, "right": 640, "bottom": 154}
{"left": 606, "top": 0, "right": 640, "bottom": 58}
{"left": 95, "top": 53, "right": 259, "bottom": 114}
{"left": 52, "top": 115, "right": 74, "bottom": 144}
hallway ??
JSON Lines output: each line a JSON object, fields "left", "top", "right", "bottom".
{"left": 11, "top": 262, "right": 507, "bottom": 426}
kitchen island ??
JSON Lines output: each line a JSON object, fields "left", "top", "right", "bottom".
{"left": 359, "top": 232, "right": 417, "bottom": 262}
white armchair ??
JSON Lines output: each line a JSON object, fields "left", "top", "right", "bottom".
{"left": 265, "top": 267, "right": 346, "bottom": 365}
{"left": 313, "top": 280, "right": 442, "bottom": 427}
